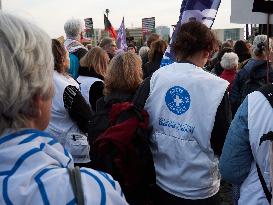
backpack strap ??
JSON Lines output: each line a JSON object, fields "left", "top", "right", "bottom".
{"left": 68, "top": 166, "right": 85, "bottom": 205}
{"left": 259, "top": 131, "right": 273, "bottom": 146}
{"left": 133, "top": 77, "right": 151, "bottom": 110}
{"left": 255, "top": 84, "right": 273, "bottom": 203}
{"left": 256, "top": 163, "right": 272, "bottom": 203}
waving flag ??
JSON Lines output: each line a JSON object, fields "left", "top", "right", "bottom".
{"left": 161, "top": 0, "right": 221, "bottom": 67}
{"left": 104, "top": 14, "right": 117, "bottom": 39}
{"left": 117, "top": 17, "right": 127, "bottom": 50}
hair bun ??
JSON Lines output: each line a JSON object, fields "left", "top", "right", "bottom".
{"left": 257, "top": 42, "right": 265, "bottom": 51}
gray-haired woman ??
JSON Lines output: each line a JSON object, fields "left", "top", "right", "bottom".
{"left": 0, "top": 12, "right": 128, "bottom": 205}
{"left": 230, "top": 35, "right": 273, "bottom": 116}
{"left": 64, "top": 18, "right": 87, "bottom": 79}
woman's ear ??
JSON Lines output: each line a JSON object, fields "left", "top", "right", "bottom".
{"left": 203, "top": 50, "right": 210, "bottom": 59}
{"left": 28, "top": 95, "right": 43, "bottom": 118}
{"left": 28, "top": 93, "right": 52, "bottom": 130}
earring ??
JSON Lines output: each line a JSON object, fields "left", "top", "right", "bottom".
{"left": 37, "top": 109, "right": 42, "bottom": 117}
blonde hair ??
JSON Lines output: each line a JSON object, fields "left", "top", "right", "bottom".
{"left": 80, "top": 46, "right": 109, "bottom": 77}
{"left": 104, "top": 52, "right": 143, "bottom": 95}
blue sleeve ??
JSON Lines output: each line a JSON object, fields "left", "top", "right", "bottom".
{"left": 219, "top": 97, "right": 253, "bottom": 185}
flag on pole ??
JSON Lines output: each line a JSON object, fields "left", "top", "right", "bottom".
{"left": 117, "top": 17, "right": 127, "bottom": 50}
{"left": 104, "top": 14, "right": 117, "bottom": 39}
{"left": 84, "top": 18, "right": 94, "bottom": 38}
{"left": 142, "top": 17, "right": 156, "bottom": 34}
{"left": 161, "top": 0, "right": 221, "bottom": 67}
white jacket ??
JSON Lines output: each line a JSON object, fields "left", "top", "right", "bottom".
{"left": 46, "top": 71, "right": 90, "bottom": 163}
{"left": 0, "top": 129, "right": 128, "bottom": 205}
{"left": 145, "top": 62, "right": 228, "bottom": 199}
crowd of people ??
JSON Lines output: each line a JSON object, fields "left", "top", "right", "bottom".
{"left": 1, "top": 11, "right": 273, "bottom": 205}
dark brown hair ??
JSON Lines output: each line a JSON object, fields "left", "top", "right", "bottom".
{"left": 172, "top": 21, "right": 218, "bottom": 60}
{"left": 52, "top": 39, "right": 66, "bottom": 73}
{"left": 147, "top": 33, "right": 160, "bottom": 48}
{"left": 233, "top": 40, "right": 251, "bottom": 63}
{"left": 148, "top": 39, "right": 168, "bottom": 62}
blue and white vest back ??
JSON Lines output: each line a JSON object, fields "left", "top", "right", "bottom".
{"left": 145, "top": 62, "right": 229, "bottom": 199}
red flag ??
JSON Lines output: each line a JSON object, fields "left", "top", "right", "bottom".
{"left": 104, "top": 14, "right": 117, "bottom": 39}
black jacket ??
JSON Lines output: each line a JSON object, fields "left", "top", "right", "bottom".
{"left": 89, "top": 90, "right": 135, "bottom": 143}
{"left": 230, "top": 59, "right": 273, "bottom": 115}
{"left": 143, "top": 54, "right": 163, "bottom": 79}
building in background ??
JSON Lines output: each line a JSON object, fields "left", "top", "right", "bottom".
{"left": 156, "top": 26, "right": 170, "bottom": 42}
{"left": 213, "top": 28, "right": 244, "bottom": 42}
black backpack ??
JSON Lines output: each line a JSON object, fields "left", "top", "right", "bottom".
{"left": 90, "top": 78, "right": 156, "bottom": 205}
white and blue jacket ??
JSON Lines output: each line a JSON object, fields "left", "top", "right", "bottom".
{"left": 220, "top": 91, "right": 273, "bottom": 205}
{"left": 0, "top": 129, "right": 128, "bottom": 205}
{"left": 144, "top": 62, "right": 229, "bottom": 199}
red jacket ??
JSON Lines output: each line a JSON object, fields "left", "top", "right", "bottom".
{"left": 220, "top": 69, "right": 237, "bottom": 92}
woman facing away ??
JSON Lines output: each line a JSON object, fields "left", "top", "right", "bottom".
{"left": 142, "top": 39, "right": 168, "bottom": 79}
{"left": 230, "top": 35, "right": 273, "bottom": 116}
{"left": 0, "top": 11, "right": 128, "bottom": 205}
{"left": 89, "top": 52, "right": 145, "bottom": 205}
{"left": 138, "top": 21, "right": 231, "bottom": 205}
{"left": 89, "top": 52, "right": 143, "bottom": 141}
{"left": 46, "top": 39, "right": 93, "bottom": 165}
{"left": 77, "top": 46, "right": 109, "bottom": 110}
{"left": 219, "top": 52, "right": 239, "bottom": 93}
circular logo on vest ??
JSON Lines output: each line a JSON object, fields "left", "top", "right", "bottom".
{"left": 165, "top": 86, "right": 191, "bottom": 115}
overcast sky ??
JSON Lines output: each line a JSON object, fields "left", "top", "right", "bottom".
{"left": 3, "top": 0, "right": 243, "bottom": 38}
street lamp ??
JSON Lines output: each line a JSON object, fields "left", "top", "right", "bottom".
{"left": 105, "top": 9, "right": 110, "bottom": 18}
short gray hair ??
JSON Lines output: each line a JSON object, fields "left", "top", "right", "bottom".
{"left": 138, "top": 46, "right": 150, "bottom": 58}
{"left": 64, "top": 18, "right": 83, "bottom": 40}
{"left": 252, "top": 35, "right": 272, "bottom": 57}
{"left": 220, "top": 52, "right": 239, "bottom": 69}
{"left": 0, "top": 12, "right": 53, "bottom": 134}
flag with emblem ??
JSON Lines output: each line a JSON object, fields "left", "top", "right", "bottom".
{"left": 84, "top": 18, "right": 94, "bottom": 38}
{"left": 161, "top": 0, "right": 221, "bottom": 67}
{"left": 104, "top": 14, "right": 117, "bottom": 39}
{"left": 117, "top": 17, "right": 127, "bottom": 50}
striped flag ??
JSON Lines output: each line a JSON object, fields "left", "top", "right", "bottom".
{"left": 117, "top": 17, "right": 127, "bottom": 50}
{"left": 84, "top": 18, "right": 94, "bottom": 38}
{"left": 104, "top": 14, "right": 117, "bottom": 39}
{"left": 161, "top": 0, "right": 221, "bottom": 67}
{"left": 142, "top": 17, "right": 155, "bottom": 34}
